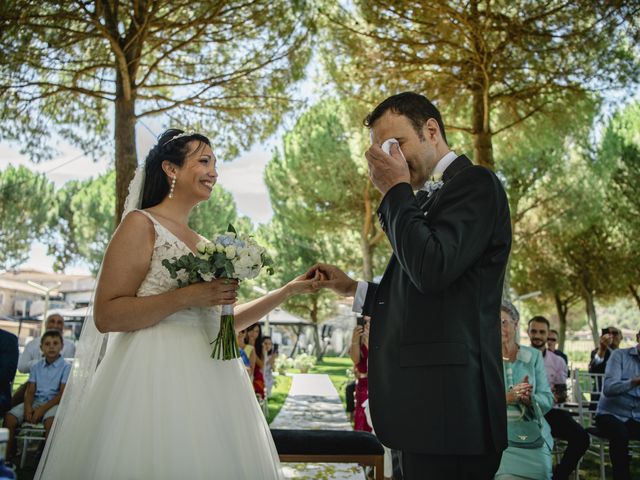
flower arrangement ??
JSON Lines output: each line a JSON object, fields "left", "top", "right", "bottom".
{"left": 274, "top": 354, "right": 294, "bottom": 376}
{"left": 293, "top": 353, "right": 316, "bottom": 373}
{"left": 162, "top": 224, "right": 273, "bottom": 360}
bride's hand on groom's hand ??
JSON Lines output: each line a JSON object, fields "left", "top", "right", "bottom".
{"left": 306, "top": 263, "right": 357, "bottom": 296}
{"left": 284, "top": 272, "right": 321, "bottom": 296}
{"left": 186, "top": 279, "right": 239, "bottom": 307}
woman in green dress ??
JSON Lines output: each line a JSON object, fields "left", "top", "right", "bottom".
{"left": 495, "top": 300, "right": 554, "bottom": 480}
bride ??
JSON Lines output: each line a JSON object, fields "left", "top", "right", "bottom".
{"left": 36, "top": 129, "right": 316, "bottom": 479}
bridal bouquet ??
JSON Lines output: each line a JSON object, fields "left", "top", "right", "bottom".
{"left": 162, "top": 225, "right": 274, "bottom": 360}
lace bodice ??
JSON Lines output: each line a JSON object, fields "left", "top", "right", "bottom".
{"left": 134, "top": 210, "right": 220, "bottom": 332}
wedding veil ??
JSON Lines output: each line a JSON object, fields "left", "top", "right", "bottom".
{"left": 34, "top": 166, "right": 146, "bottom": 478}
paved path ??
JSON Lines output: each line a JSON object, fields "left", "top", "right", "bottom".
{"left": 271, "top": 374, "right": 366, "bottom": 480}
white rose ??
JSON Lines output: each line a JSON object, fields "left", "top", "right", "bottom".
{"left": 205, "top": 243, "right": 216, "bottom": 255}
{"left": 196, "top": 240, "right": 207, "bottom": 254}
{"left": 235, "top": 266, "right": 251, "bottom": 280}
{"left": 216, "top": 244, "right": 225, "bottom": 253}
{"left": 225, "top": 246, "right": 237, "bottom": 259}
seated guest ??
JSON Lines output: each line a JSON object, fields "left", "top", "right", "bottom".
{"left": 3, "top": 330, "right": 71, "bottom": 463}
{"left": 547, "top": 329, "right": 568, "bottom": 365}
{"left": 496, "top": 301, "right": 554, "bottom": 480}
{"left": 13, "top": 313, "right": 76, "bottom": 407}
{"left": 595, "top": 329, "right": 640, "bottom": 480}
{"left": 262, "top": 336, "right": 277, "bottom": 397}
{"left": 589, "top": 325, "right": 623, "bottom": 409}
{"left": 589, "top": 326, "right": 622, "bottom": 374}
{"left": 0, "top": 329, "right": 19, "bottom": 417}
{"left": 350, "top": 315, "right": 371, "bottom": 433}
{"left": 528, "top": 316, "right": 589, "bottom": 480}
{"left": 18, "top": 313, "right": 75, "bottom": 374}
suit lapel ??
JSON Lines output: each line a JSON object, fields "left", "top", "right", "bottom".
{"left": 419, "top": 155, "right": 473, "bottom": 212}
{"left": 378, "top": 155, "right": 473, "bottom": 291}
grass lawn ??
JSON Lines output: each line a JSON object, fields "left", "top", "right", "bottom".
{"left": 266, "top": 374, "right": 292, "bottom": 424}
{"left": 12, "top": 372, "right": 28, "bottom": 394}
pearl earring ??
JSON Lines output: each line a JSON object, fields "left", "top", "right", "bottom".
{"left": 169, "top": 175, "right": 177, "bottom": 199}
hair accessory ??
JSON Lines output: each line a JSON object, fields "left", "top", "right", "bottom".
{"left": 169, "top": 175, "right": 177, "bottom": 199}
{"left": 162, "top": 131, "right": 197, "bottom": 147}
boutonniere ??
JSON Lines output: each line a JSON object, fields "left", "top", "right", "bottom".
{"left": 421, "top": 172, "right": 444, "bottom": 197}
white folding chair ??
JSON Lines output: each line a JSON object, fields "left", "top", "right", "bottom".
{"left": 15, "top": 422, "right": 46, "bottom": 468}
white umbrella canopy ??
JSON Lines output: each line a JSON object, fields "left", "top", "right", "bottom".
{"left": 36, "top": 306, "right": 90, "bottom": 321}
{"left": 258, "top": 308, "right": 312, "bottom": 326}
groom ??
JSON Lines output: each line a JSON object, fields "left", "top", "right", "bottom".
{"left": 311, "top": 92, "right": 511, "bottom": 479}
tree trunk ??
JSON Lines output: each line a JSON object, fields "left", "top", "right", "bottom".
{"left": 472, "top": 117, "right": 494, "bottom": 169}
{"left": 629, "top": 284, "right": 640, "bottom": 311}
{"left": 580, "top": 277, "right": 599, "bottom": 349}
{"left": 554, "top": 292, "right": 569, "bottom": 351}
{"left": 114, "top": 80, "right": 138, "bottom": 224}
{"left": 290, "top": 325, "right": 302, "bottom": 357}
{"left": 312, "top": 325, "right": 323, "bottom": 362}
{"left": 469, "top": 0, "right": 494, "bottom": 170}
{"left": 309, "top": 302, "right": 324, "bottom": 361}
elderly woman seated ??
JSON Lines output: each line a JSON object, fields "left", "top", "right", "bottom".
{"left": 495, "top": 300, "right": 555, "bottom": 480}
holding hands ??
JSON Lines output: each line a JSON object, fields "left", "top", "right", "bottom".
{"left": 284, "top": 270, "right": 325, "bottom": 296}
{"left": 184, "top": 269, "right": 323, "bottom": 310}
{"left": 306, "top": 263, "right": 357, "bottom": 296}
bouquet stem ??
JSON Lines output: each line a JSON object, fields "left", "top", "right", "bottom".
{"left": 211, "top": 304, "right": 240, "bottom": 360}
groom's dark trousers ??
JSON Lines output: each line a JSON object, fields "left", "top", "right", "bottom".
{"left": 363, "top": 156, "right": 512, "bottom": 480}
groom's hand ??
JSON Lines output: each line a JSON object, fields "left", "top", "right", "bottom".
{"left": 307, "top": 263, "right": 357, "bottom": 297}
{"left": 365, "top": 142, "right": 410, "bottom": 194}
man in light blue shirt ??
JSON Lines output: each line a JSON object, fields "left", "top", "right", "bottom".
{"left": 595, "top": 329, "right": 640, "bottom": 480}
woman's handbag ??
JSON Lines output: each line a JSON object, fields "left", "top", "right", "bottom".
{"left": 507, "top": 403, "right": 544, "bottom": 449}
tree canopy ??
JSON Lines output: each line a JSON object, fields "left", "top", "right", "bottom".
{"left": 0, "top": 0, "right": 313, "bottom": 221}
{"left": 0, "top": 165, "right": 55, "bottom": 270}
{"left": 264, "top": 98, "right": 389, "bottom": 281}
{"left": 321, "top": 0, "right": 639, "bottom": 169}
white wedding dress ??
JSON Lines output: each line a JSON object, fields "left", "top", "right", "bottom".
{"left": 38, "top": 210, "right": 283, "bottom": 479}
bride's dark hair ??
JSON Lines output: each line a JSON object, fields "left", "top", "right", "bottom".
{"left": 141, "top": 129, "right": 211, "bottom": 209}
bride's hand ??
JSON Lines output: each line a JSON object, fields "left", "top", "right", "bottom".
{"left": 185, "top": 279, "right": 239, "bottom": 307}
{"left": 284, "top": 270, "right": 324, "bottom": 296}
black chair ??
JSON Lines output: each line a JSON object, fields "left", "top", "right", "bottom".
{"left": 271, "top": 429, "right": 385, "bottom": 480}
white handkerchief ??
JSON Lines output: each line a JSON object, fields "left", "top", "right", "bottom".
{"left": 381, "top": 138, "right": 406, "bottom": 161}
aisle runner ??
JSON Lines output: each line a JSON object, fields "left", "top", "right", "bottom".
{"left": 270, "top": 374, "right": 366, "bottom": 480}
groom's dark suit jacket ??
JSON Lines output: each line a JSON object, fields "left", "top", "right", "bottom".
{"left": 363, "top": 155, "right": 511, "bottom": 455}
